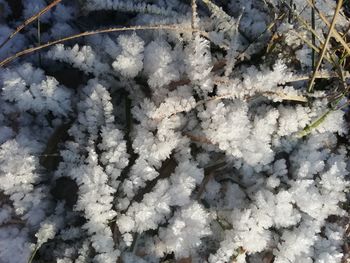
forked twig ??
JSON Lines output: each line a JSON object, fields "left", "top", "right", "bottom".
{"left": 0, "top": 0, "right": 62, "bottom": 50}
{"left": 307, "top": 0, "right": 343, "bottom": 92}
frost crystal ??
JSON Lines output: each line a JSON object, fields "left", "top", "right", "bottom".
{"left": 113, "top": 33, "right": 144, "bottom": 78}
{"left": 0, "top": 1, "right": 349, "bottom": 262}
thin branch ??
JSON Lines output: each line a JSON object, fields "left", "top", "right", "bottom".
{"left": 0, "top": 24, "right": 206, "bottom": 68}
{"left": 307, "top": 0, "right": 344, "bottom": 92}
{"left": 0, "top": 0, "right": 62, "bottom": 50}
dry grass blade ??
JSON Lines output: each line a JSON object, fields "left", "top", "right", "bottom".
{"left": 0, "top": 0, "right": 62, "bottom": 50}
{"left": 283, "top": 0, "right": 333, "bottom": 67}
{"left": 0, "top": 24, "right": 206, "bottom": 68}
{"left": 305, "top": 0, "right": 350, "bottom": 55}
{"left": 290, "top": 30, "right": 333, "bottom": 64}
{"left": 283, "top": 0, "right": 324, "bottom": 44}
{"left": 311, "top": 0, "right": 316, "bottom": 68}
{"left": 191, "top": 0, "right": 198, "bottom": 30}
{"left": 266, "top": 91, "right": 308, "bottom": 102}
{"left": 28, "top": 244, "right": 40, "bottom": 263}
{"left": 292, "top": 28, "right": 345, "bottom": 81}
{"left": 307, "top": 0, "right": 344, "bottom": 92}
{"left": 289, "top": 71, "right": 349, "bottom": 82}
{"left": 211, "top": 78, "right": 308, "bottom": 102}
{"left": 297, "top": 110, "right": 331, "bottom": 137}
{"left": 297, "top": 95, "right": 349, "bottom": 138}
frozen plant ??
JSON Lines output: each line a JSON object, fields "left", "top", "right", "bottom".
{"left": 0, "top": 0, "right": 349, "bottom": 262}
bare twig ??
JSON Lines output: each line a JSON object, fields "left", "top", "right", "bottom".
{"left": 0, "top": 0, "right": 62, "bottom": 50}
{"left": 307, "top": 0, "right": 343, "bottom": 92}
{"left": 0, "top": 24, "right": 206, "bottom": 67}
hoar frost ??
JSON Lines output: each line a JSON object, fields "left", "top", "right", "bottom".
{"left": 0, "top": 0, "right": 349, "bottom": 262}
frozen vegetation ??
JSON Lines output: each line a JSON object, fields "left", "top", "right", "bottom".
{"left": 0, "top": 0, "right": 349, "bottom": 262}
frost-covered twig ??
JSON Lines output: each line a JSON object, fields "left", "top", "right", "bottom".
{"left": 0, "top": 24, "right": 207, "bottom": 67}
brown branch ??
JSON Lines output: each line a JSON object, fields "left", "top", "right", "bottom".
{"left": 0, "top": 24, "right": 206, "bottom": 68}
{"left": 0, "top": 0, "right": 62, "bottom": 50}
